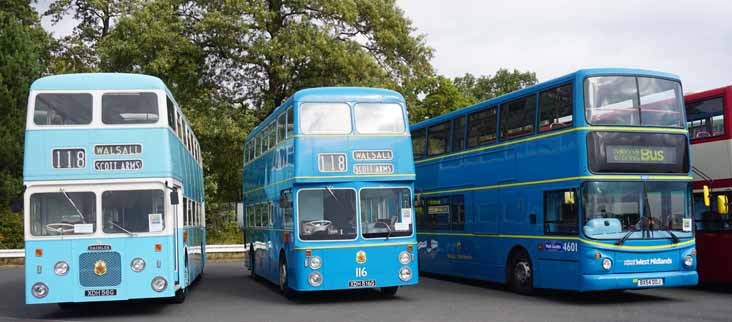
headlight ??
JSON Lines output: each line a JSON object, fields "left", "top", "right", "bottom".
{"left": 131, "top": 258, "right": 146, "bottom": 272}
{"left": 54, "top": 261, "right": 69, "bottom": 276}
{"left": 684, "top": 255, "right": 694, "bottom": 267}
{"left": 399, "top": 267, "right": 413, "bottom": 281}
{"left": 308, "top": 256, "right": 322, "bottom": 270}
{"left": 31, "top": 282, "right": 48, "bottom": 298}
{"left": 602, "top": 258, "right": 613, "bottom": 271}
{"left": 399, "top": 251, "right": 411, "bottom": 265}
{"left": 308, "top": 272, "right": 323, "bottom": 287}
{"left": 151, "top": 276, "right": 167, "bottom": 292}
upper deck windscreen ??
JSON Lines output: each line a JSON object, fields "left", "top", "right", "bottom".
{"left": 33, "top": 93, "right": 93, "bottom": 126}
{"left": 102, "top": 93, "right": 159, "bottom": 124}
{"left": 584, "top": 76, "right": 684, "bottom": 128}
{"left": 354, "top": 103, "right": 405, "bottom": 134}
{"left": 298, "top": 102, "right": 406, "bottom": 135}
{"left": 299, "top": 103, "right": 352, "bottom": 134}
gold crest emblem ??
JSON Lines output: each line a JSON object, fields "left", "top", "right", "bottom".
{"left": 356, "top": 250, "right": 367, "bottom": 264}
{"left": 94, "top": 260, "right": 107, "bottom": 276}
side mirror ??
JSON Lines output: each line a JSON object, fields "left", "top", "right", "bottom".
{"left": 10, "top": 197, "right": 23, "bottom": 213}
{"left": 564, "top": 191, "right": 575, "bottom": 205}
{"left": 170, "top": 189, "right": 179, "bottom": 205}
{"left": 717, "top": 195, "right": 729, "bottom": 215}
{"left": 704, "top": 185, "right": 711, "bottom": 207}
{"left": 279, "top": 189, "right": 292, "bottom": 208}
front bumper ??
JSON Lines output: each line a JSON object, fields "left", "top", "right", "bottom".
{"left": 580, "top": 270, "right": 698, "bottom": 292}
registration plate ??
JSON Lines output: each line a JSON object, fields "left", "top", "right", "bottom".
{"left": 637, "top": 278, "right": 664, "bottom": 287}
{"left": 85, "top": 289, "right": 117, "bottom": 297}
{"left": 348, "top": 280, "right": 376, "bottom": 288}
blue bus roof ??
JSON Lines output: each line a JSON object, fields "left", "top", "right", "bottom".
{"left": 246, "top": 87, "right": 405, "bottom": 140}
{"left": 411, "top": 68, "right": 681, "bottom": 130}
{"left": 31, "top": 73, "right": 169, "bottom": 91}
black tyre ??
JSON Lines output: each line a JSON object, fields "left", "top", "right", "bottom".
{"left": 173, "top": 286, "right": 187, "bottom": 304}
{"left": 279, "top": 257, "right": 296, "bottom": 299}
{"left": 508, "top": 250, "right": 534, "bottom": 295}
{"left": 379, "top": 286, "right": 399, "bottom": 297}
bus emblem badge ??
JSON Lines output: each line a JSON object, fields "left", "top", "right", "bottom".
{"left": 356, "top": 251, "right": 367, "bottom": 264}
{"left": 94, "top": 260, "right": 108, "bottom": 276}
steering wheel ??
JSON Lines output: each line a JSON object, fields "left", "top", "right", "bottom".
{"left": 46, "top": 223, "right": 75, "bottom": 234}
{"left": 305, "top": 220, "right": 332, "bottom": 228}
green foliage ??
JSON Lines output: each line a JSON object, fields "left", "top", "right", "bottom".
{"left": 410, "top": 75, "right": 472, "bottom": 123}
{"left": 454, "top": 68, "right": 538, "bottom": 104}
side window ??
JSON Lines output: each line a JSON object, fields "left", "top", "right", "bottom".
{"left": 544, "top": 189, "right": 579, "bottom": 235}
{"left": 286, "top": 106, "right": 294, "bottom": 138}
{"left": 176, "top": 112, "right": 183, "bottom": 139}
{"left": 270, "top": 124, "right": 277, "bottom": 147}
{"left": 450, "top": 195, "right": 464, "bottom": 230}
{"left": 247, "top": 205, "right": 254, "bottom": 228}
{"left": 539, "top": 84, "right": 573, "bottom": 132}
{"left": 501, "top": 95, "right": 536, "bottom": 140}
{"left": 452, "top": 116, "right": 465, "bottom": 151}
{"left": 467, "top": 107, "right": 497, "bottom": 147}
{"left": 686, "top": 97, "right": 725, "bottom": 139}
{"left": 278, "top": 114, "right": 286, "bottom": 142}
{"left": 426, "top": 197, "right": 450, "bottom": 230}
{"left": 411, "top": 129, "right": 426, "bottom": 160}
{"left": 255, "top": 204, "right": 262, "bottom": 227}
{"left": 183, "top": 197, "right": 188, "bottom": 226}
{"left": 427, "top": 121, "right": 450, "bottom": 156}
{"left": 253, "top": 137, "right": 259, "bottom": 158}
{"left": 415, "top": 202, "right": 427, "bottom": 230}
{"left": 166, "top": 97, "right": 177, "bottom": 132}
{"left": 259, "top": 131, "right": 266, "bottom": 154}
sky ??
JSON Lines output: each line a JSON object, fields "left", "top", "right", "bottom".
{"left": 37, "top": 0, "right": 731, "bottom": 93}
{"left": 396, "top": 0, "right": 732, "bottom": 93}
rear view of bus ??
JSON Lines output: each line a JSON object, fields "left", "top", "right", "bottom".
{"left": 242, "top": 87, "right": 417, "bottom": 297}
{"left": 22, "top": 74, "right": 205, "bottom": 305}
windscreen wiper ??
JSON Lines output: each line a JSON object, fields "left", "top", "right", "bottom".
{"left": 616, "top": 227, "right": 638, "bottom": 245}
{"left": 59, "top": 188, "right": 86, "bottom": 224}
{"left": 110, "top": 222, "right": 136, "bottom": 237}
{"left": 665, "top": 229, "right": 680, "bottom": 244}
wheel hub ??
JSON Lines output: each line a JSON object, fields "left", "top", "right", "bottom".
{"left": 514, "top": 261, "right": 531, "bottom": 285}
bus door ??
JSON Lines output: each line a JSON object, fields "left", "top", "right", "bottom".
{"left": 536, "top": 189, "right": 580, "bottom": 289}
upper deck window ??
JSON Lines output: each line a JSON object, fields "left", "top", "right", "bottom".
{"left": 300, "top": 103, "right": 352, "bottom": 134}
{"left": 585, "top": 76, "right": 684, "bottom": 127}
{"left": 354, "top": 103, "right": 405, "bottom": 134}
{"left": 411, "top": 129, "right": 426, "bottom": 160}
{"left": 467, "top": 107, "right": 497, "bottom": 147}
{"left": 500, "top": 95, "right": 536, "bottom": 140}
{"left": 34, "top": 93, "right": 93, "bottom": 125}
{"left": 686, "top": 97, "right": 725, "bottom": 139}
{"left": 428, "top": 121, "right": 450, "bottom": 156}
{"left": 166, "top": 97, "right": 177, "bottom": 132}
{"left": 539, "top": 84, "right": 573, "bottom": 132}
{"left": 102, "top": 92, "right": 159, "bottom": 124}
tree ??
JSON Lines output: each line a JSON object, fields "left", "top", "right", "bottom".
{"left": 410, "top": 75, "right": 471, "bottom": 123}
{"left": 0, "top": 0, "right": 53, "bottom": 248}
{"left": 454, "top": 68, "right": 538, "bottom": 104}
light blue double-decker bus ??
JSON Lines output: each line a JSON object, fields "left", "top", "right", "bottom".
{"left": 21, "top": 73, "right": 205, "bottom": 306}
{"left": 411, "top": 68, "right": 698, "bottom": 293}
{"left": 242, "top": 87, "right": 418, "bottom": 298}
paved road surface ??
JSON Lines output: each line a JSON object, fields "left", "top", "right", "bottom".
{"left": 0, "top": 262, "right": 730, "bottom": 322}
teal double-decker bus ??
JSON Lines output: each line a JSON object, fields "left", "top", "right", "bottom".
{"left": 411, "top": 68, "right": 697, "bottom": 293}
{"left": 242, "top": 87, "right": 418, "bottom": 298}
{"left": 21, "top": 73, "right": 205, "bottom": 306}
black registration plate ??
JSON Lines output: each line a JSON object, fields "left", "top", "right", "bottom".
{"left": 348, "top": 280, "right": 376, "bottom": 288}
{"left": 84, "top": 289, "right": 117, "bottom": 297}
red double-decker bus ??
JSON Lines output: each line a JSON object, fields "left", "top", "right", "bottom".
{"left": 686, "top": 85, "right": 732, "bottom": 284}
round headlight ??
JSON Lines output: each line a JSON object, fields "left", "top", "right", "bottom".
{"left": 684, "top": 255, "right": 694, "bottom": 267}
{"left": 151, "top": 276, "right": 167, "bottom": 292}
{"left": 399, "top": 267, "right": 413, "bottom": 281}
{"left": 131, "top": 258, "right": 146, "bottom": 272}
{"left": 31, "top": 282, "right": 48, "bottom": 298}
{"left": 399, "top": 251, "right": 411, "bottom": 265}
{"left": 308, "top": 272, "right": 323, "bottom": 287}
{"left": 602, "top": 258, "right": 613, "bottom": 271}
{"left": 54, "top": 261, "right": 69, "bottom": 276}
{"left": 308, "top": 256, "right": 322, "bottom": 270}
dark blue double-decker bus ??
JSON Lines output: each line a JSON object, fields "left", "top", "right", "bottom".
{"left": 242, "top": 87, "right": 418, "bottom": 298}
{"left": 411, "top": 68, "right": 697, "bottom": 293}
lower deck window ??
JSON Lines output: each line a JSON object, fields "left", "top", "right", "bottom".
{"left": 360, "top": 188, "right": 413, "bottom": 238}
{"left": 103, "top": 189, "right": 165, "bottom": 233}
{"left": 30, "top": 192, "right": 96, "bottom": 236}
{"left": 298, "top": 189, "right": 357, "bottom": 240}
{"left": 544, "top": 189, "right": 578, "bottom": 235}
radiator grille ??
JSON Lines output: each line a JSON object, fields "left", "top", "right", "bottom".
{"left": 79, "top": 252, "right": 122, "bottom": 287}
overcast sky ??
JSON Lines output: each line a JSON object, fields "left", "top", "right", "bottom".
{"left": 397, "top": 0, "right": 732, "bottom": 93}
{"left": 38, "top": 1, "right": 731, "bottom": 92}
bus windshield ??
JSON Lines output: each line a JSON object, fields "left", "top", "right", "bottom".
{"left": 360, "top": 188, "right": 413, "bottom": 238}
{"left": 298, "top": 188, "right": 357, "bottom": 240}
{"left": 582, "top": 181, "right": 692, "bottom": 240}
{"left": 102, "top": 92, "right": 159, "bottom": 124}
{"left": 33, "top": 93, "right": 93, "bottom": 126}
{"left": 299, "top": 103, "right": 352, "bottom": 134}
{"left": 584, "top": 76, "right": 684, "bottom": 127}
{"left": 102, "top": 189, "right": 165, "bottom": 234}
{"left": 30, "top": 192, "right": 96, "bottom": 236}
{"left": 354, "top": 103, "right": 405, "bottom": 134}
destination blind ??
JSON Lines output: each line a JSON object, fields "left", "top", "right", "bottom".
{"left": 586, "top": 132, "right": 689, "bottom": 173}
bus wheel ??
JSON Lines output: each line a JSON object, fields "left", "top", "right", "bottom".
{"left": 279, "top": 257, "right": 296, "bottom": 299}
{"left": 173, "top": 286, "right": 187, "bottom": 304}
{"left": 508, "top": 250, "right": 534, "bottom": 295}
{"left": 379, "top": 286, "right": 399, "bottom": 297}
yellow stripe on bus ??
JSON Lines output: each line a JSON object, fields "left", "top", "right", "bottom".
{"left": 416, "top": 232, "right": 695, "bottom": 250}
{"left": 294, "top": 241, "right": 417, "bottom": 251}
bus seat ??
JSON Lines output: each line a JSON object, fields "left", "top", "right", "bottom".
{"left": 583, "top": 218, "right": 622, "bottom": 235}
{"left": 695, "top": 131, "right": 710, "bottom": 138}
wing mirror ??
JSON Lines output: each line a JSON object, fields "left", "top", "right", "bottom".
{"left": 564, "top": 191, "right": 575, "bottom": 205}
{"left": 703, "top": 185, "right": 711, "bottom": 207}
{"left": 170, "top": 188, "right": 179, "bottom": 205}
{"left": 717, "top": 195, "right": 729, "bottom": 215}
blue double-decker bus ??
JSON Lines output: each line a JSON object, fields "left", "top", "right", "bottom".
{"left": 22, "top": 73, "right": 205, "bottom": 306}
{"left": 242, "top": 87, "right": 418, "bottom": 298}
{"left": 411, "top": 68, "right": 698, "bottom": 293}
